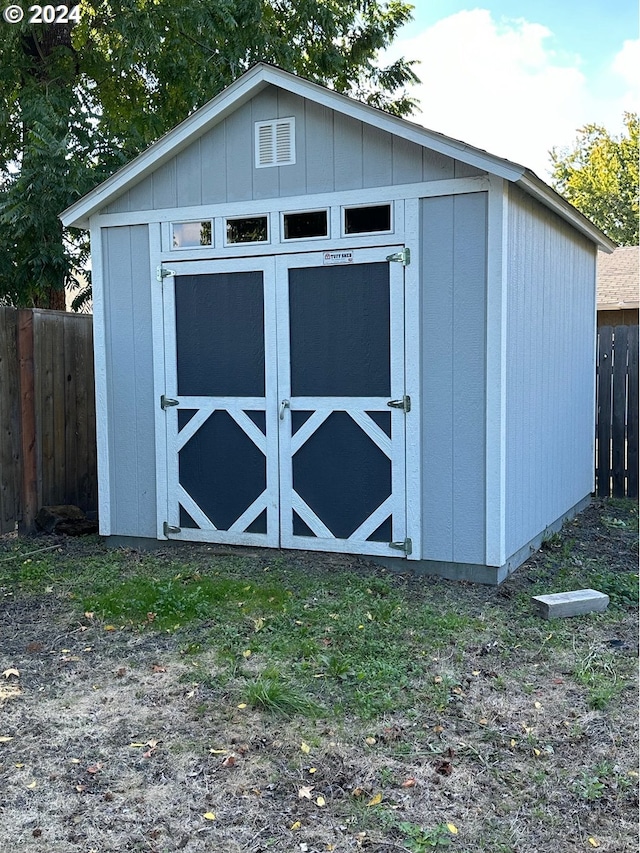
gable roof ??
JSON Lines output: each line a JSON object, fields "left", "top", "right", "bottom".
{"left": 60, "top": 63, "right": 615, "bottom": 250}
{"left": 597, "top": 246, "right": 639, "bottom": 310}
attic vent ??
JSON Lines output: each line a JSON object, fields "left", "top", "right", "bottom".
{"left": 255, "top": 117, "right": 295, "bottom": 168}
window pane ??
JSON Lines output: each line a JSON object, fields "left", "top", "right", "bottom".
{"left": 226, "top": 216, "right": 268, "bottom": 244}
{"left": 172, "top": 221, "right": 212, "bottom": 248}
{"left": 283, "top": 210, "right": 328, "bottom": 240}
{"left": 344, "top": 205, "right": 391, "bottom": 234}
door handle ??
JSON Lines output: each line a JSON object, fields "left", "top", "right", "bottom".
{"left": 279, "top": 399, "right": 290, "bottom": 420}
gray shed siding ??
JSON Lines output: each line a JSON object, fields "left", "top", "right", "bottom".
{"left": 101, "top": 87, "right": 484, "bottom": 214}
{"left": 505, "top": 185, "right": 596, "bottom": 558}
{"left": 101, "top": 225, "right": 157, "bottom": 537}
{"left": 420, "top": 193, "right": 488, "bottom": 563}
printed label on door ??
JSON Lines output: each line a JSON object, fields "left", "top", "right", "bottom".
{"left": 323, "top": 251, "right": 353, "bottom": 265}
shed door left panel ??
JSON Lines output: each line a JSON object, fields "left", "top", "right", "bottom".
{"left": 161, "top": 257, "right": 279, "bottom": 545}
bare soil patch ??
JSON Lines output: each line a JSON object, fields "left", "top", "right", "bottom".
{"left": 0, "top": 499, "right": 637, "bottom": 852}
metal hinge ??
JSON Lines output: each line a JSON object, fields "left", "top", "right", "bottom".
{"left": 389, "top": 537, "right": 412, "bottom": 555}
{"left": 386, "top": 247, "right": 410, "bottom": 266}
{"left": 156, "top": 266, "right": 175, "bottom": 281}
{"left": 161, "top": 395, "right": 179, "bottom": 409}
{"left": 387, "top": 395, "right": 411, "bottom": 413}
{"left": 163, "top": 521, "right": 181, "bottom": 536}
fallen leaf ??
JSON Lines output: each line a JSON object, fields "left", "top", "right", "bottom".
{"left": 534, "top": 701, "right": 542, "bottom": 709}
{"left": 352, "top": 787, "right": 365, "bottom": 798}
{"left": 209, "top": 748, "right": 226, "bottom": 755}
{"left": 87, "top": 763, "right": 103, "bottom": 774}
{"left": 588, "top": 838, "right": 600, "bottom": 848}
{"left": 367, "top": 793, "right": 382, "bottom": 806}
{"left": 75, "top": 784, "right": 86, "bottom": 792}
{"left": 365, "top": 737, "right": 376, "bottom": 746}
{"left": 298, "top": 785, "right": 314, "bottom": 800}
{"left": 533, "top": 748, "right": 541, "bottom": 756}
{"left": 26, "top": 781, "right": 37, "bottom": 789}
{"left": 433, "top": 725, "right": 444, "bottom": 734}
{"left": 84, "top": 612, "right": 94, "bottom": 620}
{"left": 316, "top": 796, "right": 326, "bottom": 807}
{"left": 290, "top": 820, "right": 302, "bottom": 830}
{"left": 300, "top": 741, "right": 310, "bottom": 754}
{"left": 237, "top": 703, "right": 247, "bottom": 709}
{"left": 510, "top": 739, "right": 517, "bottom": 747}
{"left": 15, "top": 763, "right": 24, "bottom": 768}
{"left": 0, "top": 736, "right": 13, "bottom": 743}
{"left": 152, "top": 665, "right": 167, "bottom": 673}
{"left": 2, "top": 669, "right": 19, "bottom": 679}
{"left": 146, "top": 612, "right": 156, "bottom": 622}
{"left": 447, "top": 823, "right": 458, "bottom": 835}
{"left": 129, "top": 742, "right": 146, "bottom": 748}
{"left": 203, "top": 812, "right": 216, "bottom": 821}
{"left": 401, "top": 778, "right": 416, "bottom": 788}
{"left": 478, "top": 718, "right": 488, "bottom": 725}
{"left": 222, "top": 755, "right": 236, "bottom": 768}
{"left": 434, "top": 675, "right": 443, "bottom": 684}
{"left": 253, "top": 617, "right": 265, "bottom": 632}
{"left": 104, "top": 625, "right": 116, "bottom": 632}
{"left": 242, "top": 649, "right": 252, "bottom": 658}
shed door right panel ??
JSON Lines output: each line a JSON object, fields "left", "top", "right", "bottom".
{"left": 276, "top": 251, "right": 407, "bottom": 556}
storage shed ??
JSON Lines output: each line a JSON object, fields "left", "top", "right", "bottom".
{"left": 61, "top": 64, "right": 615, "bottom": 583}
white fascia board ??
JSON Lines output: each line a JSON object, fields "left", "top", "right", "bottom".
{"left": 517, "top": 172, "right": 617, "bottom": 252}
{"left": 60, "top": 66, "right": 270, "bottom": 229}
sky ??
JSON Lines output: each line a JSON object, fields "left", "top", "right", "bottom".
{"left": 382, "top": 0, "right": 639, "bottom": 179}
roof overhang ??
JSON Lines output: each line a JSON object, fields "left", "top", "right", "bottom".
{"left": 60, "top": 63, "right": 617, "bottom": 252}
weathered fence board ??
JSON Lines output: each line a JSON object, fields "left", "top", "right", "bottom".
{"left": 596, "top": 325, "right": 639, "bottom": 499}
{"left": 0, "top": 307, "right": 97, "bottom": 532}
{"left": 0, "top": 307, "right": 21, "bottom": 533}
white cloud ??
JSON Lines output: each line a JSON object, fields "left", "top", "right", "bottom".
{"left": 383, "top": 9, "right": 633, "bottom": 180}
{"left": 611, "top": 38, "right": 640, "bottom": 107}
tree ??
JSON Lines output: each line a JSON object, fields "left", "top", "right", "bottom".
{"left": 0, "top": 1, "right": 418, "bottom": 309}
{"left": 550, "top": 113, "right": 639, "bottom": 246}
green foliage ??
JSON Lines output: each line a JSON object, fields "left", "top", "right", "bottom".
{"left": 550, "top": 113, "right": 639, "bottom": 245}
{"left": 398, "top": 821, "right": 457, "bottom": 850}
{"left": 245, "top": 666, "right": 323, "bottom": 717}
{"left": 0, "top": 1, "right": 418, "bottom": 307}
{"left": 84, "top": 572, "right": 289, "bottom": 629}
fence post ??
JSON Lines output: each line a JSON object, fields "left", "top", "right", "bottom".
{"left": 17, "top": 309, "right": 38, "bottom": 532}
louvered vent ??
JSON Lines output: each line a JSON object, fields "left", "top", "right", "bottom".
{"left": 255, "top": 118, "right": 295, "bottom": 168}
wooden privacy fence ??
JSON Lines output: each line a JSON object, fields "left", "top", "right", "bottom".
{"left": 596, "top": 325, "right": 639, "bottom": 499}
{"left": 0, "top": 307, "right": 97, "bottom": 533}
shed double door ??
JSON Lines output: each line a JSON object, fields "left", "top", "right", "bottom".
{"left": 160, "top": 247, "right": 408, "bottom": 557}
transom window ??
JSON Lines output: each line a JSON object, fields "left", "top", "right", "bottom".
{"left": 226, "top": 216, "right": 269, "bottom": 244}
{"left": 283, "top": 210, "right": 328, "bottom": 240}
{"left": 172, "top": 220, "right": 213, "bottom": 249}
{"left": 344, "top": 204, "right": 392, "bottom": 235}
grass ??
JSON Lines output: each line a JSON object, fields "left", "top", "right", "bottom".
{"left": 0, "top": 498, "right": 637, "bottom": 852}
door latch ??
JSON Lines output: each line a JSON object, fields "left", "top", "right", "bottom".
{"left": 387, "top": 395, "right": 411, "bottom": 413}
{"left": 279, "top": 399, "right": 290, "bottom": 420}
{"left": 161, "top": 395, "right": 179, "bottom": 409}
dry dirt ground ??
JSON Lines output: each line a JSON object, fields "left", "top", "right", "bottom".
{"left": 0, "top": 499, "right": 637, "bottom": 853}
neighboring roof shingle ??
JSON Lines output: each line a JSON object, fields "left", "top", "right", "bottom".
{"left": 597, "top": 246, "right": 639, "bottom": 309}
